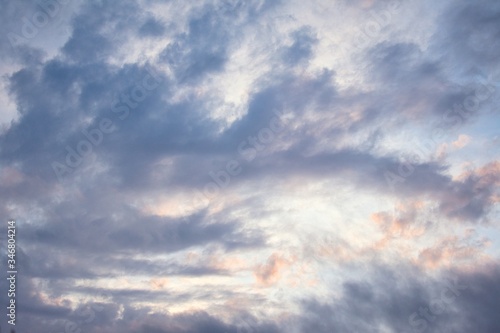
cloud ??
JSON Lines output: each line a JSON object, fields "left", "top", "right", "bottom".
{"left": 295, "top": 263, "right": 500, "bottom": 333}
{"left": 452, "top": 134, "right": 471, "bottom": 149}
{"left": 138, "top": 17, "right": 166, "bottom": 38}
{"left": 254, "top": 253, "right": 291, "bottom": 286}
{"left": 281, "top": 26, "right": 318, "bottom": 66}
{"left": 0, "top": 0, "right": 499, "bottom": 332}
{"left": 432, "top": 0, "right": 500, "bottom": 76}
{"left": 439, "top": 161, "right": 500, "bottom": 221}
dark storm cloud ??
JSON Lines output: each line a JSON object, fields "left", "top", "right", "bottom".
{"left": 62, "top": 1, "right": 141, "bottom": 63}
{"left": 159, "top": 0, "right": 282, "bottom": 82}
{"left": 432, "top": 0, "right": 500, "bottom": 74}
{"left": 4, "top": 279, "right": 280, "bottom": 333}
{"left": 9, "top": 188, "right": 263, "bottom": 287}
{"left": 159, "top": 4, "right": 234, "bottom": 82}
{"left": 1, "top": 60, "right": 170, "bottom": 181}
{"left": 0, "top": 0, "right": 59, "bottom": 63}
{"left": 365, "top": 41, "right": 492, "bottom": 126}
{"left": 8, "top": 261, "right": 500, "bottom": 333}
{"left": 222, "top": 69, "right": 336, "bottom": 142}
{"left": 296, "top": 263, "right": 500, "bottom": 333}
{"left": 437, "top": 162, "right": 500, "bottom": 222}
{"left": 0, "top": 269, "right": 71, "bottom": 325}
{"left": 20, "top": 208, "right": 263, "bottom": 256}
{"left": 100, "top": 97, "right": 223, "bottom": 189}
{"left": 73, "top": 308, "right": 281, "bottom": 333}
{"left": 61, "top": 68, "right": 336, "bottom": 191}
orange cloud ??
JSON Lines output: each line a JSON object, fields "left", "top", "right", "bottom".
{"left": 456, "top": 161, "right": 500, "bottom": 185}
{"left": 415, "top": 232, "right": 491, "bottom": 270}
{"left": 254, "top": 254, "right": 291, "bottom": 286}
{"left": 476, "top": 161, "right": 500, "bottom": 188}
{"left": 371, "top": 200, "right": 429, "bottom": 245}
{"left": 150, "top": 277, "right": 169, "bottom": 290}
{"left": 452, "top": 134, "right": 471, "bottom": 149}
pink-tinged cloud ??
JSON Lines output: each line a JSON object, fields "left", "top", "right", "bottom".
{"left": 254, "top": 254, "right": 292, "bottom": 286}
{"left": 416, "top": 234, "right": 492, "bottom": 270}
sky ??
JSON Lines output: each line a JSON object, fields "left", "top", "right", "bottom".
{"left": 0, "top": 0, "right": 499, "bottom": 332}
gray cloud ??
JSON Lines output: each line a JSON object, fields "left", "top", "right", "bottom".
{"left": 0, "top": 0, "right": 499, "bottom": 332}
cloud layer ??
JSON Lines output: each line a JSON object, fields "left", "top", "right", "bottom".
{"left": 0, "top": 0, "right": 499, "bottom": 332}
